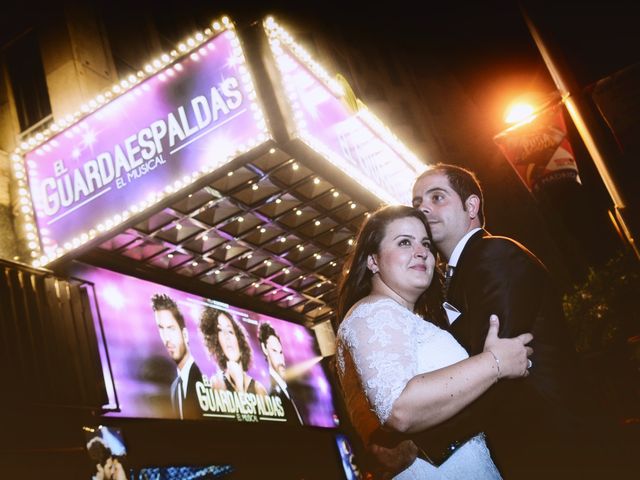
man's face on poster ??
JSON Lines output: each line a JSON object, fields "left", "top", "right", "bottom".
{"left": 155, "top": 310, "right": 187, "bottom": 365}
{"left": 264, "top": 335, "right": 286, "bottom": 378}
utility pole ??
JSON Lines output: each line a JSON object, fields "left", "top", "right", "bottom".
{"left": 520, "top": 3, "right": 639, "bottom": 260}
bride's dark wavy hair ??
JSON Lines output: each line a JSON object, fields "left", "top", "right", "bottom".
{"left": 335, "top": 205, "right": 446, "bottom": 329}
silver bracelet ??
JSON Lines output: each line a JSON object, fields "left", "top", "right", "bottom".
{"left": 486, "top": 350, "right": 501, "bottom": 380}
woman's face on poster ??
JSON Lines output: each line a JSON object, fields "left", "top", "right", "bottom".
{"left": 218, "top": 313, "right": 241, "bottom": 364}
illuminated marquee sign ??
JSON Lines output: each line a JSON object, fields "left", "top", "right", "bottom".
{"left": 74, "top": 264, "right": 338, "bottom": 427}
{"left": 19, "top": 24, "right": 269, "bottom": 265}
{"left": 265, "top": 18, "right": 426, "bottom": 205}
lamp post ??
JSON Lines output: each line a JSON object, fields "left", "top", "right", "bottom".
{"left": 520, "top": 5, "right": 639, "bottom": 260}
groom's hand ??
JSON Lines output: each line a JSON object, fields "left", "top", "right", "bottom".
{"left": 367, "top": 437, "right": 418, "bottom": 479}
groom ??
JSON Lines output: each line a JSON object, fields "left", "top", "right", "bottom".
{"left": 372, "top": 164, "right": 609, "bottom": 479}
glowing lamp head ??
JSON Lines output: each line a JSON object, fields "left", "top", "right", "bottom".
{"left": 504, "top": 102, "right": 536, "bottom": 125}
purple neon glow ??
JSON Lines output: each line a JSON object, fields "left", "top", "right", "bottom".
{"left": 25, "top": 31, "right": 266, "bottom": 257}
{"left": 277, "top": 46, "right": 419, "bottom": 205}
{"left": 72, "top": 263, "right": 338, "bottom": 428}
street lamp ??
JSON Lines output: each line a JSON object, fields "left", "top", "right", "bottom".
{"left": 504, "top": 102, "right": 536, "bottom": 125}
{"left": 493, "top": 91, "right": 580, "bottom": 193}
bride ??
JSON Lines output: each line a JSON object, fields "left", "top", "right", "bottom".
{"left": 335, "top": 205, "right": 533, "bottom": 479}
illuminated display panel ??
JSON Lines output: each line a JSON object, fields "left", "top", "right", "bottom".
{"left": 137, "top": 465, "right": 233, "bottom": 479}
{"left": 72, "top": 263, "right": 339, "bottom": 428}
{"left": 335, "top": 433, "right": 363, "bottom": 480}
{"left": 85, "top": 426, "right": 129, "bottom": 479}
{"left": 21, "top": 27, "right": 269, "bottom": 265}
{"left": 265, "top": 18, "right": 426, "bottom": 206}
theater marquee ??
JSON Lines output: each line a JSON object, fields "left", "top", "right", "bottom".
{"left": 15, "top": 23, "right": 269, "bottom": 265}
{"left": 264, "top": 17, "right": 425, "bottom": 206}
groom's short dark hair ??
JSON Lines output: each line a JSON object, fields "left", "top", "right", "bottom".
{"left": 415, "top": 163, "right": 485, "bottom": 226}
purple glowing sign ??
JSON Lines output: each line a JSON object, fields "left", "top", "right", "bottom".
{"left": 270, "top": 36, "right": 424, "bottom": 205}
{"left": 72, "top": 263, "right": 339, "bottom": 428}
{"left": 24, "top": 30, "right": 268, "bottom": 259}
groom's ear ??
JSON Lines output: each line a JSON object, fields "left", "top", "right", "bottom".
{"left": 367, "top": 254, "right": 379, "bottom": 274}
{"left": 465, "top": 194, "right": 480, "bottom": 220}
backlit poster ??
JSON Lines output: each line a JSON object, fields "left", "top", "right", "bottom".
{"left": 72, "top": 264, "right": 338, "bottom": 428}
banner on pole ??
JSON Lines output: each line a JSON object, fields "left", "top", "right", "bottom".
{"left": 494, "top": 101, "right": 580, "bottom": 192}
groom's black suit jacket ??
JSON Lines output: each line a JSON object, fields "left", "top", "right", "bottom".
{"left": 413, "top": 230, "right": 604, "bottom": 479}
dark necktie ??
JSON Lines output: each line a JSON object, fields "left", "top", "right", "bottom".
{"left": 444, "top": 264, "right": 456, "bottom": 297}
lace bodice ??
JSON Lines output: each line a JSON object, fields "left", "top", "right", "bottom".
{"left": 336, "top": 297, "right": 501, "bottom": 479}
{"left": 337, "top": 297, "right": 469, "bottom": 425}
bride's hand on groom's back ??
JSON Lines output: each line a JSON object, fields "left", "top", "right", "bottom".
{"left": 367, "top": 430, "right": 418, "bottom": 479}
{"left": 482, "top": 314, "right": 533, "bottom": 379}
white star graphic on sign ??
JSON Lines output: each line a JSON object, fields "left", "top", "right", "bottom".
{"left": 82, "top": 129, "right": 97, "bottom": 150}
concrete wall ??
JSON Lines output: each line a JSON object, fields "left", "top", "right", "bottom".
{"left": 0, "top": 3, "right": 116, "bottom": 263}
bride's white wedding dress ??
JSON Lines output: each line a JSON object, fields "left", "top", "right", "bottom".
{"left": 337, "top": 298, "right": 501, "bottom": 479}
